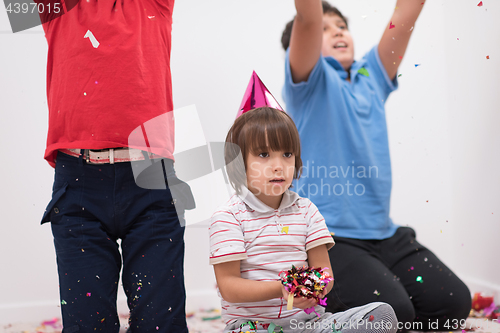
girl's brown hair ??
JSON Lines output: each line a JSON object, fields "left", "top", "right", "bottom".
{"left": 225, "top": 107, "right": 303, "bottom": 193}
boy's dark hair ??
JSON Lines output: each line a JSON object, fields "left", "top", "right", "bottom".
{"left": 225, "top": 107, "right": 303, "bottom": 193}
{"left": 281, "top": 1, "right": 349, "bottom": 51}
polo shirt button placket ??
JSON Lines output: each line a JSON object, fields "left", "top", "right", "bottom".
{"left": 275, "top": 209, "right": 283, "bottom": 235}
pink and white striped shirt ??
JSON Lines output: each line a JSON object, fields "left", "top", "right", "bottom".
{"left": 209, "top": 186, "right": 335, "bottom": 324}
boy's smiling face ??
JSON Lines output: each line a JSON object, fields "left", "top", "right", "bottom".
{"left": 321, "top": 13, "right": 355, "bottom": 71}
{"left": 246, "top": 149, "right": 295, "bottom": 209}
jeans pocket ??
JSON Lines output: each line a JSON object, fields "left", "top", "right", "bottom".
{"left": 167, "top": 176, "right": 195, "bottom": 211}
{"left": 41, "top": 182, "right": 68, "bottom": 224}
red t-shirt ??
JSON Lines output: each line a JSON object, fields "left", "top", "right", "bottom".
{"left": 39, "top": 0, "right": 175, "bottom": 167}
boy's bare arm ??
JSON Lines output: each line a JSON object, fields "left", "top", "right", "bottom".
{"left": 379, "top": 0, "right": 426, "bottom": 80}
{"left": 307, "top": 244, "right": 334, "bottom": 297}
{"left": 213, "top": 260, "right": 283, "bottom": 303}
{"left": 289, "top": 0, "right": 323, "bottom": 83}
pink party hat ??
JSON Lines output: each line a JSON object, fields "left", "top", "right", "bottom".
{"left": 237, "top": 71, "right": 284, "bottom": 118}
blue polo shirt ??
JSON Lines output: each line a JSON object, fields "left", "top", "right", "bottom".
{"left": 283, "top": 46, "right": 399, "bottom": 240}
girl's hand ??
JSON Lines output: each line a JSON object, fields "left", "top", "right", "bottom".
{"left": 318, "top": 288, "right": 328, "bottom": 300}
{"left": 280, "top": 284, "right": 317, "bottom": 310}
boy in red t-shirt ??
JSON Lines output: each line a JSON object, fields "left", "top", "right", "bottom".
{"left": 38, "top": 1, "right": 190, "bottom": 331}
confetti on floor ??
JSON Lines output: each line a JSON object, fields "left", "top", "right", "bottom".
{"left": 1, "top": 309, "right": 226, "bottom": 333}
{"left": 2, "top": 309, "right": 500, "bottom": 333}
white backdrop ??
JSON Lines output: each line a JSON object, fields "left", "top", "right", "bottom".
{"left": 1, "top": 0, "right": 499, "bottom": 324}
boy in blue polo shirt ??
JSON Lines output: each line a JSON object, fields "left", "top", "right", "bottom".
{"left": 281, "top": 0, "right": 471, "bottom": 330}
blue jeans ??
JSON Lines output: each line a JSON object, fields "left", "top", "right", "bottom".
{"left": 42, "top": 152, "right": 189, "bottom": 333}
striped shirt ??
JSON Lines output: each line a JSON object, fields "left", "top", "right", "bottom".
{"left": 209, "top": 186, "right": 335, "bottom": 324}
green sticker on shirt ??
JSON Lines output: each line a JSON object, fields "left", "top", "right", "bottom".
{"left": 357, "top": 68, "right": 370, "bottom": 77}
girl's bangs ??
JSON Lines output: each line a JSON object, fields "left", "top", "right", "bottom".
{"left": 245, "top": 115, "right": 299, "bottom": 155}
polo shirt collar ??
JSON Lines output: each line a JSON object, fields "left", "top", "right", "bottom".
{"left": 237, "top": 186, "right": 300, "bottom": 213}
{"left": 324, "top": 55, "right": 367, "bottom": 81}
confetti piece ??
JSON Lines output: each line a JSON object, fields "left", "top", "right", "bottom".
{"left": 369, "top": 315, "right": 375, "bottom": 321}
{"left": 281, "top": 226, "right": 289, "bottom": 234}
{"left": 398, "top": 74, "right": 402, "bottom": 77}
{"left": 61, "top": 300, "right": 67, "bottom": 305}
{"left": 357, "top": 68, "right": 370, "bottom": 77}
{"left": 86, "top": 293, "right": 91, "bottom": 297}
{"left": 411, "top": 266, "right": 414, "bottom": 270}
{"left": 478, "top": 1, "right": 483, "bottom": 7}
{"left": 398, "top": 56, "right": 403, "bottom": 59}
{"left": 148, "top": 15, "right": 156, "bottom": 19}
{"left": 287, "top": 292, "right": 294, "bottom": 310}
{"left": 362, "top": 15, "right": 367, "bottom": 19}
{"left": 268, "top": 323, "right": 284, "bottom": 333}
{"left": 415, "top": 64, "right": 421, "bottom": 67}
{"left": 486, "top": 55, "right": 490, "bottom": 59}
{"left": 84, "top": 30, "right": 100, "bottom": 48}
{"left": 41, "top": 318, "right": 60, "bottom": 328}
{"left": 389, "top": 21, "right": 395, "bottom": 29}
{"left": 416, "top": 276, "right": 423, "bottom": 283}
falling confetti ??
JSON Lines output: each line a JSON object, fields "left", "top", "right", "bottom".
{"left": 357, "top": 68, "right": 370, "bottom": 77}
{"left": 415, "top": 64, "right": 421, "bottom": 67}
{"left": 486, "top": 55, "right": 490, "bottom": 59}
{"left": 389, "top": 21, "right": 396, "bottom": 29}
{"left": 416, "top": 276, "right": 423, "bottom": 283}
{"left": 477, "top": 1, "right": 483, "bottom": 6}
{"left": 84, "top": 30, "right": 100, "bottom": 48}
{"left": 369, "top": 315, "right": 375, "bottom": 321}
{"left": 398, "top": 74, "right": 402, "bottom": 77}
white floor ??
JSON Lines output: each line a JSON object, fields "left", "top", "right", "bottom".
{"left": 2, "top": 314, "right": 499, "bottom": 333}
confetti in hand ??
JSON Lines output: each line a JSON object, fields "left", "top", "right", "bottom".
{"left": 279, "top": 266, "right": 333, "bottom": 315}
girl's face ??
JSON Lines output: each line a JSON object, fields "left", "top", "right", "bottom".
{"left": 245, "top": 148, "right": 295, "bottom": 209}
{"left": 321, "top": 14, "right": 355, "bottom": 71}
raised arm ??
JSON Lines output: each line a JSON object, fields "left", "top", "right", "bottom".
{"left": 213, "top": 260, "right": 282, "bottom": 303}
{"left": 378, "top": 0, "right": 426, "bottom": 80}
{"left": 289, "top": 0, "right": 323, "bottom": 83}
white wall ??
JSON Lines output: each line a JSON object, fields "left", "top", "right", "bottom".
{"left": 1, "top": 0, "right": 499, "bottom": 324}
